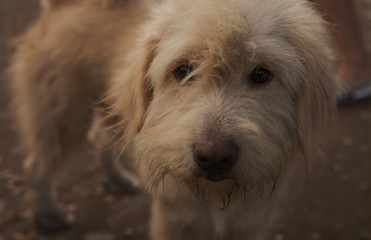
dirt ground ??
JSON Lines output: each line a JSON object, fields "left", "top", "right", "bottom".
{"left": 0, "top": 1, "right": 370, "bottom": 240}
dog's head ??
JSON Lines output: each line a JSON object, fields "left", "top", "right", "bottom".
{"left": 109, "top": 0, "right": 336, "bottom": 206}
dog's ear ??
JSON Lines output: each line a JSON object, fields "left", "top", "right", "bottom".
{"left": 296, "top": 66, "right": 336, "bottom": 159}
{"left": 293, "top": 20, "right": 338, "bottom": 160}
{"left": 104, "top": 35, "right": 158, "bottom": 147}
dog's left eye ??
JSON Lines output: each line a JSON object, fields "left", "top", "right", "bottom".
{"left": 173, "top": 63, "right": 193, "bottom": 81}
{"left": 249, "top": 67, "right": 273, "bottom": 85}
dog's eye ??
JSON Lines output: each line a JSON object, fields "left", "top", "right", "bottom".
{"left": 249, "top": 67, "right": 273, "bottom": 85}
{"left": 173, "top": 64, "right": 193, "bottom": 81}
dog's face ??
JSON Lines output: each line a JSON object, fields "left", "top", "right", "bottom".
{"left": 109, "top": 0, "right": 336, "bottom": 205}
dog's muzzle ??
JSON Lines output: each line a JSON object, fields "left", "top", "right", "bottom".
{"left": 193, "top": 139, "right": 239, "bottom": 182}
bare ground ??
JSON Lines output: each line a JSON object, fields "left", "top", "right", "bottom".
{"left": 0, "top": 1, "right": 370, "bottom": 240}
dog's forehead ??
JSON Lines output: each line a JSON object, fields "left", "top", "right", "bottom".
{"left": 155, "top": 0, "right": 313, "bottom": 43}
{"left": 153, "top": 0, "right": 317, "bottom": 66}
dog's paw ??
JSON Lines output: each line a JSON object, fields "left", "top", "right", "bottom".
{"left": 34, "top": 209, "right": 75, "bottom": 234}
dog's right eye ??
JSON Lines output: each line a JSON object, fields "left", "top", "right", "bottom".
{"left": 173, "top": 64, "right": 194, "bottom": 82}
{"left": 249, "top": 67, "right": 273, "bottom": 85}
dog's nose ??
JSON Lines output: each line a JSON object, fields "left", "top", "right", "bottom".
{"left": 194, "top": 139, "right": 239, "bottom": 176}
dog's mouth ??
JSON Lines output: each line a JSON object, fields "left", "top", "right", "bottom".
{"left": 205, "top": 174, "right": 226, "bottom": 182}
{"left": 198, "top": 172, "right": 230, "bottom": 182}
{"left": 193, "top": 168, "right": 234, "bottom": 183}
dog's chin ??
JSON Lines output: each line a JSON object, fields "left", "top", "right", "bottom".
{"left": 180, "top": 172, "right": 243, "bottom": 208}
{"left": 181, "top": 169, "right": 274, "bottom": 206}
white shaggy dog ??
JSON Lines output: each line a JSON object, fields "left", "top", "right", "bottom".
{"left": 8, "top": 0, "right": 336, "bottom": 238}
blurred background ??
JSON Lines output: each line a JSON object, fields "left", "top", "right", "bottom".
{"left": 0, "top": 0, "right": 370, "bottom": 239}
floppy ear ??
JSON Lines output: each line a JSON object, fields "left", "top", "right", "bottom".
{"left": 296, "top": 64, "right": 336, "bottom": 159}
{"left": 294, "top": 22, "right": 337, "bottom": 160}
{"left": 104, "top": 35, "right": 158, "bottom": 147}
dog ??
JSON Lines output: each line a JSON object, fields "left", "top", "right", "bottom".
{"left": 8, "top": 0, "right": 337, "bottom": 238}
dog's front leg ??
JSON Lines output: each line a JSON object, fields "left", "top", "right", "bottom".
{"left": 24, "top": 155, "right": 76, "bottom": 234}
{"left": 99, "top": 146, "right": 141, "bottom": 195}
{"left": 89, "top": 114, "right": 140, "bottom": 195}
{"left": 150, "top": 198, "right": 216, "bottom": 240}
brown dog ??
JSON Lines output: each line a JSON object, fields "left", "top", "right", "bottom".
{"left": 8, "top": 0, "right": 337, "bottom": 238}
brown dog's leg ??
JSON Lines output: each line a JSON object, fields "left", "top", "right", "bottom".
{"left": 150, "top": 199, "right": 215, "bottom": 240}
{"left": 101, "top": 147, "right": 140, "bottom": 195}
{"left": 89, "top": 115, "right": 140, "bottom": 196}
{"left": 10, "top": 52, "right": 98, "bottom": 232}
{"left": 25, "top": 155, "right": 75, "bottom": 234}
{"left": 21, "top": 87, "right": 94, "bottom": 233}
